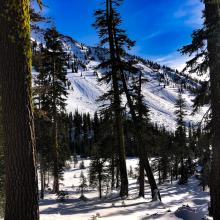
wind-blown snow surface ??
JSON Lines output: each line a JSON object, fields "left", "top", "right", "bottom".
{"left": 40, "top": 158, "right": 211, "bottom": 220}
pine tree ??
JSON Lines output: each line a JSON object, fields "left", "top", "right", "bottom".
{"left": 36, "top": 27, "right": 68, "bottom": 193}
{"left": 0, "top": 0, "right": 39, "bottom": 219}
{"left": 174, "top": 88, "right": 188, "bottom": 184}
{"left": 94, "top": 0, "right": 160, "bottom": 200}
{"left": 203, "top": 1, "right": 220, "bottom": 218}
{"left": 89, "top": 157, "right": 108, "bottom": 198}
{"left": 109, "top": 0, "right": 160, "bottom": 200}
{"left": 79, "top": 171, "right": 88, "bottom": 199}
{"left": 93, "top": 0, "right": 128, "bottom": 197}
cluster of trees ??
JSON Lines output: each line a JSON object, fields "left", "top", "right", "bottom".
{"left": 78, "top": 85, "right": 211, "bottom": 199}
{"left": 0, "top": 0, "right": 220, "bottom": 220}
{"left": 68, "top": 111, "right": 93, "bottom": 157}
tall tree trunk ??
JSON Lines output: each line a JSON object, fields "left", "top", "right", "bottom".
{"left": 52, "top": 114, "right": 59, "bottom": 193}
{"left": 139, "top": 158, "right": 145, "bottom": 198}
{"left": 107, "top": 0, "right": 128, "bottom": 197}
{"left": 117, "top": 69, "right": 161, "bottom": 200}
{"left": 40, "top": 161, "right": 45, "bottom": 200}
{"left": 205, "top": 1, "right": 220, "bottom": 219}
{"left": 110, "top": 7, "right": 160, "bottom": 199}
{"left": 52, "top": 60, "right": 59, "bottom": 194}
{"left": 111, "top": 155, "right": 115, "bottom": 189}
{"left": 98, "top": 172, "right": 102, "bottom": 199}
{"left": 0, "top": 1, "right": 39, "bottom": 219}
{"left": 0, "top": 88, "right": 5, "bottom": 216}
{"left": 116, "top": 161, "right": 120, "bottom": 189}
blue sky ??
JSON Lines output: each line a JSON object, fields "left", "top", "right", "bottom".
{"left": 40, "top": 0, "right": 204, "bottom": 70}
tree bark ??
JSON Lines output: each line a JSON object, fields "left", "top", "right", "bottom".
{"left": 139, "top": 158, "right": 145, "bottom": 198}
{"left": 40, "top": 162, "right": 45, "bottom": 200}
{"left": 0, "top": 86, "right": 5, "bottom": 216}
{"left": 118, "top": 69, "right": 161, "bottom": 200}
{"left": 0, "top": 0, "right": 39, "bottom": 219}
{"left": 205, "top": 1, "right": 220, "bottom": 219}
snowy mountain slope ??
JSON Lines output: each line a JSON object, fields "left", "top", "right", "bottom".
{"left": 33, "top": 37, "right": 208, "bottom": 131}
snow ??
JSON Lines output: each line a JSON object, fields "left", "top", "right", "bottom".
{"left": 28, "top": 39, "right": 212, "bottom": 219}
{"left": 65, "top": 60, "right": 208, "bottom": 131}
{"left": 32, "top": 37, "right": 208, "bottom": 131}
{"left": 39, "top": 158, "right": 211, "bottom": 220}
{"left": 60, "top": 39, "right": 207, "bottom": 131}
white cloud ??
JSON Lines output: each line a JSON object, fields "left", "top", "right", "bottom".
{"left": 155, "top": 52, "right": 189, "bottom": 71}
{"left": 142, "top": 31, "right": 162, "bottom": 41}
{"left": 185, "top": 3, "right": 204, "bottom": 26}
{"left": 173, "top": 0, "right": 204, "bottom": 27}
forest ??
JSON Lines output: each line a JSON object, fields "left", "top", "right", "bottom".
{"left": 0, "top": 0, "right": 220, "bottom": 220}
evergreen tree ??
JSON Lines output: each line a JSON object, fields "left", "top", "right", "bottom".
{"left": 0, "top": 0, "right": 40, "bottom": 219}
{"left": 174, "top": 89, "right": 188, "bottom": 184}
{"left": 79, "top": 171, "right": 88, "bottom": 198}
{"left": 36, "top": 27, "right": 68, "bottom": 193}
{"left": 203, "top": 1, "right": 220, "bottom": 218}
{"left": 89, "top": 157, "right": 108, "bottom": 198}
{"left": 180, "top": 1, "right": 220, "bottom": 216}
{"left": 94, "top": 0, "right": 160, "bottom": 200}
{"left": 93, "top": 0, "right": 128, "bottom": 197}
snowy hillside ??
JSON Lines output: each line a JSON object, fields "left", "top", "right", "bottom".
{"left": 33, "top": 37, "right": 208, "bottom": 131}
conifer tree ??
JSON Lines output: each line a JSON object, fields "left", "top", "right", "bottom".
{"left": 111, "top": 0, "right": 160, "bottom": 200}
{"left": 203, "top": 1, "right": 220, "bottom": 218}
{"left": 94, "top": 0, "right": 160, "bottom": 200}
{"left": 174, "top": 88, "right": 188, "bottom": 184}
{"left": 0, "top": 0, "right": 40, "bottom": 219}
{"left": 79, "top": 171, "right": 88, "bottom": 198}
{"left": 93, "top": 0, "right": 128, "bottom": 197}
{"left": 180, "top": 2, "right": 220, "bottom": 217}
{"left": 89, "top": 157, "right": 108, "bottom": 198}
{"left": 36, "top": 27, "right": 68, "bottom": 193}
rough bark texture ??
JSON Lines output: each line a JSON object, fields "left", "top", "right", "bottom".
{"left": 0, "top": 0, "right": 39, "bottom": 219}
{"left": 205, "top": 1, "right": 220, "bottom": 219}
{"left": 0, "top": 89, "right": 5, "bottom": 217}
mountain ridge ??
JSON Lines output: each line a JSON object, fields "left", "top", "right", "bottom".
{"left": 32, "top": 36, "right": 208, "bottom": 131}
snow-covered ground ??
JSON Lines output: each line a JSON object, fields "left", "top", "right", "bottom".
{"left": 40, "top": 158, "right": 211, "bottom": 220}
